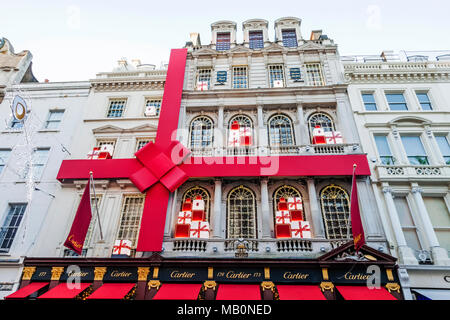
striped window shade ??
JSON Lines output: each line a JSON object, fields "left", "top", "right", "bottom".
{"left": 216, "top": 33, "right": 231, "bottom": 51}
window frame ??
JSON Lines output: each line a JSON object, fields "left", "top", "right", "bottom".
{"left": 434, "top": 134, "right": 450, "bottom": 165}
{"left": 0, "top": 203, "right": 27, "bottom": 253}
{"left": 320, "top": 185, "right": 351, "bottom": 240}
{"left": 307, "top": 112, "right": 335, "bottom": 143}
{"left": 361, "top": 92, "right": 378, "bottom": 111}
{"left": 135, "top": 137, "right": 153, "bottom": 153}
{"left": 373, "top": 134, "right": 396, "bottom": 165}
{"left": 385, "top": 92, "right": 408, "bottom": 111}
{"left": 400, "top": 135, "right": 430, "bottom": 165}
{"left": 189, "top": 116, "right": 214, "bottom": 149}
{"left": 44, "top": 109, "right": 65, "bottom": 130}
{"left": 249, "top": 30, "right": 264, "bottom": 49}
{"left": 182, "top": 186, "right": 211, "bottom": 222}
{"left": 106, "top": 98, "right": 127, "bottom": 118}
{"left": 115, "top": 194, "right": 146, "bottom": 252}
{"left": 281, "top": 29, "right": 298, "bottom": 47}
{"left": 216, "top": 32, "right": 231, "bottom": 51}
{"left": 0, "top": 148, "right": 12, "bottom": 176}
{"left": 305, "top": 63, "right": 325, "bottom": 86}
{"left": 144, "top": 98, "right": 162, "bottom": 117}
{"left": 268, "top": 64, "right": 285, "bottom": 88}
{"left": 268, "top": 114, "right": 295, "bottom": 147}
{"left": 232, "top": 66, "right": 249, "bottom": 89}
{"left": 415, "top": 91, "right": 433, "bottom": 111}
{"left": 226, "top": 185, "right": 257, "bottom": 239}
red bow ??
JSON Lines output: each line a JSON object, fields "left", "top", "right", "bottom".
{"left": 130, "top": 140, "right": 190, "bottom": 192}
{"left": 276, "top": 212, "right": 290, "bottom": 224}
{"left": 191, "top": 224, "right": 208, "bottom": 238}
{"left": 292, "top": 224, "right": 311, "bottom": 237}
{"left": 178, "top": 212, "right": 192, "bottom": 224}
{"left": 113, "top": 240, "right": 131, "bottom": 254}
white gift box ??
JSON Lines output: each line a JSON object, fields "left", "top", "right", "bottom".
{"left": 177, "top": 211, "right": 192, "bottom": 224}
{"left": 290, "top": 221, "right": 311, "bottom": 239}
{"left": 272, "top": 79, "right": 284, "bottom": 88}
{"left": 112, "top": 239, "right": 132, "bottom": 256}
{"left": 287, "top": 197, "right": 303, "bottom": 211}
{"left": 144, "top": 105, "right": 157, "bottom": 117}
{"left": 189, "top": 221, "right": 210, "bottom": 238}
{"left": 275, "top": 210, "right": 291, "bottom": 225}
{"left": 197, "top": 81, "right": 209, "bottom": 91}
{"left": 99, "top": 144, "right": 114, "bottom": 156}
{"left": 87, "top": 148, "right": 100, "bottom": 159}
{"left": 228, "top": 129, "right": 241, "bottom": 147}
{"left": 192, "top": 199, "right": 205, "bottom": 211}
{"left": 324, "top": 131, "right": 344, "bottom": 144}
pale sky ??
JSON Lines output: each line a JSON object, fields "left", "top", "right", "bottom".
{"left": 2, "top": 0, "right": 450, "bottom": 82}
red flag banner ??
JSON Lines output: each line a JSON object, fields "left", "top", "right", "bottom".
{"left": 350, "top": 166, "right": 366, "bottom": 252}
{"left": 63, "top": 179, "right": 92, "bottom": 254}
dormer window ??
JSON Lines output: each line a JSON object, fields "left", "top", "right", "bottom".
{"left": 282, "top": 29, "right": 297, "bottom": 47}
{"left": 249, "top": 31, "right": 264, "bottom": 49}
{"left": 216, "top": 32, "right": 231, "bottom": 51}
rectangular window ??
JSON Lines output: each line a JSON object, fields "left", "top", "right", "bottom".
{"left": 268, "top": 65, "right": 284, "bottom": 88}
{"left": 117, "top": 195, "right": 145, "bottom": 250}
{"left": 282, "top": 29, "right": 297, "bottom": 47}
{"left": 83, "top": 195, "right": 102, "bottom": 248}
{"left": 386, "top": 93, "right": 408, "bottom": 111}
{"left": 196, "top": 69, "right": 212, "bottom": 90}
{"left": 362, "top": 93, "right": 377, "bottom": 111}
{"left": 0, "top": 149, "right": 11, "bottom": 175}
{"left": 435, "top": 135, "right": 450, "bottom": 164}
{"left": 45, "top": 110, "right": 65, "bottom": 129}
{"left": 135, "top": 138, "right": 152, "bottom": 152}
{"left": 374, "top": 135, "right": 395, "bottom": 165}
{"left": 401, "top": 136, "right": 429, "bottom": 165}
{"left": 24, "top": 148, "right": 50, "bottom": 180}
{"left": 416, "top": 92, "right": 432, "bottom": 110}
{"left": 249, "top": 31, "right": 264, "bottom": 49}
{"left": 216, "top": 32, "right": 230, "bottom": 51}
{"left": 232, "top": 66, "right": 248, "bottom": 89}
{"left": 145, "top": 99, "right": 162, "bottom": 116}
{"left": 394, "top": 197, "right": 422, "bottom": 253}
{"left": 106, "top": 99, "right": 126, "bottom": 118}
{"left": 289, "top": 68, "right": 302, "bottom": 81}
{"left": 423, "top": 197, "right": 450, "bottom": 251}
{"left": 0, "top": 204, "right": 27, "bottom": 252}
{"left": 305, "top": 63, "right": 324, "bottom": 86}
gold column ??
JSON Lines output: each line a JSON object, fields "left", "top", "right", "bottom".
{"left": 138, "top": 267, "right": 150, "bottom": 282}
{"left": 51, "top": 267, "right": 65, "bottom": 281}
{"left": 94, "top": 267, "right": 107, "bottom": 281}
{"left": 21, "top": 267, "right": 36, "bottom": 281}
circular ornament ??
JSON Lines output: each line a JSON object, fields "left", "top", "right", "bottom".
{"left": 11, "top": 95, "right": 28, "bottom": 121}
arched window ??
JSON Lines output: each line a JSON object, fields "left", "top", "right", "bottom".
{"left": 227, "top": 186, "right": 257, "bottom": 239}
{"left": 320, "top": 185, "right": 351, "bottom": 239}
{"left": 189, "top": 116, "right": 214, "bottom": 149}
{"left": 182, "top": 186, "right": 211, "bottom": 222}
{"left": 228, "top": 114, "right": 253, "bottom": 146}
{"left": 273, "top": 185, "right": 303, "bottom": 219}
{"left": 308, "top": 112, "right": 334, "bottom": 142}
{"left": 268, "top": 114, "right": 295, "bottom": 146}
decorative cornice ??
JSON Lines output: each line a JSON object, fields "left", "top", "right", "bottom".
{"left": 91, "top": 79, "right": 165, "bottom": 92}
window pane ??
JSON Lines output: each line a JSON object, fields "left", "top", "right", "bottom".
{"left": 107, "top": 100, "right": 126, "bottom": 118}
{"left": 0, "top": 149, "right": 11, "bottom": 174}
{"left": 305, "top": 63, "right": 324, "bottom": 86}
{"left": 416, "top": 92, "right": 432, "bottom": 110}
{"left": 423, "top": 197, "right": 450, "bottom": 227}
{"left": 117, "top": 196, "right": 144, "bottom": 248}
{"left": 394, "top": 197, "right": 415, "bottom": 226}
{"left": 436, "top": 136, "right": 450, "bottom": 163}
{"left": 435, "top": 231, "right": 450, "bottom": 251}
{"left": 282, "top": 29, "right": 297, "bottom": 47}
{"left": 269, "top": 65, "right": 284, "bottom": 87}
{"left": 216, "top": 33, "right": 230, "bottom": 51}
{"left": 403, "top": 229, "right": 422, "bottom": 252}
{"left": 232, "top": 67, "right": 248, "bottom": 88}
{"left": 362, "top": 93, "right": 377, "bottom": 111}
{"left": 401, "top": 136, "right": 428, "bottom": 164}
{"left": 48, "top": 110, "right": 64, "bottom": 121}
{"left": 374, "top": 135, "right": 392, "bottom": 157}
{"left": 0, "top": 204, "right": 27, "bottom": 252}
{"left": 249, "top": 31, "right": 263, "bottom": 49}
{"left": 386, "top": 93, "right": 408, "bottom": 110}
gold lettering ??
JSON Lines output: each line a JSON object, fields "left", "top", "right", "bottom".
{"left": 344, "top": 272, "right": 370, "bottom": 280}
{"left": 38, "top": 272, "right": 47, "bottom": 277}
{"left": 282, "top": 272, "right": 310, "bottom": 280}
{"left": 110, "top": 271, "right": 132, "bottom": 278}
{"left": 225, "top": 271, "right": 251, "bottom": 279}
{"left": 67, "top": 235, "right": 83, "bottom": 249}
{"left": 67, "top": 271, "right": 89, "bottom": 278}
{"left": 170, "top": 271, "right": 195, "bottom": 279}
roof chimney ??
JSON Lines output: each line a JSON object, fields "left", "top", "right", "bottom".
{"left": 310, "top": 30, "right": 323, "bottom": 41}
{"left": 189, "top": 32, "right": 201, "bottom": 47}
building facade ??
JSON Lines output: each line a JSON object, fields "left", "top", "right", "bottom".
{"left": 344, "top": 50, "right": 450, "bottom": 300}
{"left": 5, "top": 18, "right": 406, "bottom": 301}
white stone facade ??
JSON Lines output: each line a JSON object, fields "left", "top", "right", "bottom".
{"left": 344, "top": 50, "right": 450, "bottom": 299}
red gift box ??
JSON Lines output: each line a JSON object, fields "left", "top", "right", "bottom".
{"left": 182, "top": 198, "right": 192, "bottom": 211}
{"left": 275, "top": 224, "right": 291, "bottom": 238}
{"left": 174, "top": 224, "right": 190, "bottom": 238}
{"left": 287, "top": 197, "right": 303, "bottom": 221}
{"left": 277, "top": 198, "right": 288, "bottom": 211}
{"left": 312, "top": 126, "right": 326, "bottom": 144}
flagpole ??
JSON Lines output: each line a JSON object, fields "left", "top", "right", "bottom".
{"left": 90, "top": 171, "right": 104, "bottom": 241}
{"left": 346, "top": 164, "right": 357, "bottom": 241}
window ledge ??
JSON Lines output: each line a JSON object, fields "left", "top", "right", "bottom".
{"left": 37, "top": 129, "right": 60, "bottom": 133}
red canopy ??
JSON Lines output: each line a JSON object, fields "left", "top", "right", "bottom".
{"left": 276, "top": 285, "right": 326, "bottom": 300}
{"left": 38, "top": 283, "right": 91, "bottom": 299}
{"left": 5, "top": 282, "right": 49, "bottom": 299}
{"left": 152, "top": 283, "right": 202, "bottom": 300}
{"left": 216, "top": 284, "right": 261, "bottom": 300}
{"left": 87, "top": 283, "right": 135, "bottom": 300}
{"left": 336, "top": 286, "right": 397, "bottom": 300}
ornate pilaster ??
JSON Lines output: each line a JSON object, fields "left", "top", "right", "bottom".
{"left": 307, "top": 179, "right": 325, "bottom": 238}
{"left": 94, "top": 267, "right": 107, "bottom": 281}
{"left": 21, "top": 267, "right": 36, "bottom": 281}
{"left": 260, "top": 178, "right": 272, "bottom": 238}
{"left": 50, "top": 267, "right": 64, "bottom": 281}
{"left": 212, "top": 178, "right": 223, "bottom": 238}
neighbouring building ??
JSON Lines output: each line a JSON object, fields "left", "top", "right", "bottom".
{"left": 344, "top": 50, "right": 450, "bottom": 300}
{"left": 5, "top": 18, "right": 405, "bottom": 301}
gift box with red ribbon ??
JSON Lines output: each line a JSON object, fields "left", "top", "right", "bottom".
{"left": 275, "top": 224, "right": 291, "bottom": 238}
{"left": 290, "top": 221, "right": 311, "bottom": 239}
{"left": 112, "top": 239, "right": 132, "bottom": 256}
{"left": 287, "top": 197, "right": 303, "bottom": 221}
{"left": 87, "top": 147, "right": 100, "bottom": 159}
{"left": 177, "top": 211, "right": 192, "bottom": 224}
{"left": 189, "top": 221, "right": 210, "bottom": 239}
{"left": 182, "top": 198, "right": 193, "bottom": 211}
{"left": 175, "top": 224, "right": 191, "bottom": 238}
{"left": 325, "top": 131, "right": 343, "bottom": 144}
{"left": 312, "top": 126, "right": 326, "bottom": 144}
{"left": 275, "top": 210, "right": 291, "bottom": 225}
{"left": 239, "top": 127, "right": 252, "bottom": 146}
